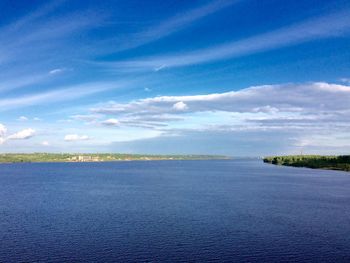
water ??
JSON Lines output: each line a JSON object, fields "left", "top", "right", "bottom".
{"left": 0, "top": 159, "right": 350, "bottom": 262}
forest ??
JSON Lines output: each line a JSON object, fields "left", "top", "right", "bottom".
{"left": 263, "top": 155, "right": 350, "bottom": 172}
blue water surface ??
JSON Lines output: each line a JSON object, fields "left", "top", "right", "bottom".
{"left": 0, "top": 159, "right": 350, "bottom": 262}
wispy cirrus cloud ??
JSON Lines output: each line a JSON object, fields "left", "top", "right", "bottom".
{"left": 104, "top": 9, "right": 350, "bottom": 70}
{"left": 64, "top": 134, "right": 90, "bottom": 142}
{"left": 3, "top": 15, "right": 102, "bottom": 68}
{"left": 70, "top": 114, "right": 103, "bottom": 122}
{"left": 0, "top": 73, "right": 52, "bottom": 93}
{"left": 49, "top": 68, "right": 67, "bottom": 75}
{"left": 0, "top": 0, "right": 109, "bottom": 111}
{"left": 112, "top": 0, "right": 240, "bottom": 52}
{"left": 0, "top": 82, "right": 123, "bottom": 111}
{"left": 0, "top": 0, "right": 106, "bottom": 97}
{"left": 0, "top": 0, "right": 66, "bottom": 34}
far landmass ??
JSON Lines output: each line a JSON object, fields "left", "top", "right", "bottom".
{"left": 263, "top": 155, "right": 350, "bottom": 172}
{"left": 0, "top": 153, "right": 230, "bottom": 163}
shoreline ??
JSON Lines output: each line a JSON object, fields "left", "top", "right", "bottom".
{"left": 263, "top": 155, "right": 350, "bottom": 172}
{"left": 0, "top": 159, "right": 231, "bottom": 164}
{"left": 0, "top": 153, "right": 231, "bottom": 164}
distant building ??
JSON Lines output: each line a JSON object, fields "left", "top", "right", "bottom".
{"left": 69, "top": 155, "right": 100, "bottom": 162}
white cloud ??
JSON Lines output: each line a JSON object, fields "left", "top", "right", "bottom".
{"left": 94, "top": 82, "right": 350, "bottom": 115}
{"left": 97, "top": 114, "right": 183, "bottom": 129}
{"left": 340, "top": 78, "right": 350, "bottom": 84}
{"left": 64, "top": 134, "right": 90, "bottom": 142}
{"left": 0, "top": 74, "right": 50, "bottom": 93}
{"left": 0, "top": 124, "right": 7, "bottom": 144}
{"left": 8, "top": 128, "right": 35, "bottom": 140}
{"left": 92, "top": 82, "right": 350, "bottom": 135}
{"left": 101, "top": 118, "right": 120, "bottom": 126}
{"left": 293, "top": 132, "right": 350, "bottom": 148}
{"left": 154, "top": 65, "right": 166, "bottom": 72}
{"left": 0, "top": 81, "right": 123, "bottom": 111}
{"left": 41, "top": 141, "right": 50, "bottom": 146}
{"left": 0, "top": 124, "right": 7, "bottom": 137}
{"left": 252, "top": 105, "right": 279, "bottom": 114}
{"left": 173, "top": 101, "right": 188, "bottom": 111}
{"left": 70, "top": 114, "right": 102, "bottom": 122}
{"left": 18, "top": 116, "right": 28, "bottom": 121}
{"left": 49, "top": 68, "right": 65, "bottom": 75}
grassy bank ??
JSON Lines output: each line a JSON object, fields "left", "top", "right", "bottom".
{"left": 0, "top": 153, "right": 230, "bottom": 163}
{"left": 263, "top": 155, "right": 350, "bottom": 172}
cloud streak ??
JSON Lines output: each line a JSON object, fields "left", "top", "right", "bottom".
{"left": 106, "top": 10, "right": 350, "bottom": 70}
{"left": 0, "top": 0, "right": 105, "bottom": 98}
{"left": 8, "top": 128, "right": 36, "bottom": 140}
{"left": 113, "top": 0, "right": 240, "bottom": 52}
{"left": 0, "top": 124, "right": 7, "bottom": 144}
{"left": 64, "top": 134, "right": 90, "bottom": 142}
{"left": 0, "top": 125, "right": 36, "bottom": 143}
{"left": 0, "top": 82, "right": 123, "bottom": 111}
{"left": 92, "top": 82, "right": 350, "bottom": 132}
{"left": 0, "top": 0, "right": 66, "bottom": 35}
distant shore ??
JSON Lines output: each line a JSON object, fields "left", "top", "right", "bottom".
{"left": 263, "top": 155, "right": 350, "bottom": 172}
{"left": 0, "top": 153, "right": 230, "bottom": 163}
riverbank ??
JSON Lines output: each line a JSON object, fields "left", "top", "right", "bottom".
{"left": 263, "top": 155, "right": 350, "bottom": 172}
{"left": 0, "top": 153, "right": 230, "bottom": 163}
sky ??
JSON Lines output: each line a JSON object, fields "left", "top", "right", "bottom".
{"left": 0, "top": 0, "right": 350, "bottom": 156}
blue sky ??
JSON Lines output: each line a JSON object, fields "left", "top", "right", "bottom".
{"left": 0, "top": 0, "right": 350, "bottom": 156}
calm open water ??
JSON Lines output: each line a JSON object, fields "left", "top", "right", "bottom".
{"left": 0, "top": 159, "right": 350, "bottom": 262}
